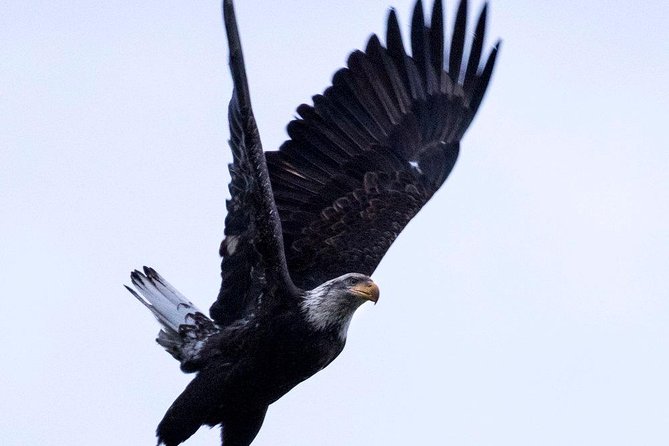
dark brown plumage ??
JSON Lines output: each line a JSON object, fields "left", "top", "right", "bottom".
{"left": 127, "top": 1, "right": 499, "bottom": 445}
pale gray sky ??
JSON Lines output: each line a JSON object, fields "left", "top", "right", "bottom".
{"left": 2, "top": 1, "right": 668, "bottom": 445}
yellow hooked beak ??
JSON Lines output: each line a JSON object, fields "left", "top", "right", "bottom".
{"left": 351, "top": 280, "right": 380, "bottom": 304}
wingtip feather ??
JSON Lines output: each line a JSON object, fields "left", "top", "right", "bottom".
{"left": 449, "top": 0, "right": 468, "bottom": 82}
{"left": 429, "top": 0, "right": 444, "bottom": 72}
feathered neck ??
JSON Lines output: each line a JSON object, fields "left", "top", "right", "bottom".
{"left": 300, "top": 280, "right": 364, "bottom": 339}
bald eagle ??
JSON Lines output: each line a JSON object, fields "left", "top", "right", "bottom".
{"left": 126, "top": 0, "right": 499, "bottom": 445}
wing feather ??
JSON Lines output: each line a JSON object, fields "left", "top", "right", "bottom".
{"left": 449, "top": 0, "right": 468, "bottom": 83}
{"left": 211, "top": 0, "right": 295, "bottom": 326}
{"left": 265, "top": 0, "right": 499, "bottom": 289}
{"left": 463, "top": 3, "right": 487, "bottom": 91}
{"left": 429, "top": 0, "right": 444, "bottom": 79}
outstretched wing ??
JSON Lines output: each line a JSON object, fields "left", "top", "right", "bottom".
{"left": 210, "top": 0, "right": 295, "bottom": 326}
{"left": 266, "top": 0, "right": 500, "bottom": 289}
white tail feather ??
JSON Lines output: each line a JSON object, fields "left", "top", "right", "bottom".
{"left": 126, "top": 267, "right": 203, "bottom": 334}
{"left": 127, "top": 267, "right": 217, "bottom": 369}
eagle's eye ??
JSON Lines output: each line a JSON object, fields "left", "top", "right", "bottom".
{"left": 345, "top": 276, "right": 358, "bottom": 286}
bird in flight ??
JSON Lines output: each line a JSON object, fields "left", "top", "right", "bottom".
{"left": 126, "top": 0, "right": 499, "bottom": 444}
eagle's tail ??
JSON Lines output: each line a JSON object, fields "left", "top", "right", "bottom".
{"left": 125, "top": 267, "right": 216, "bottom": 367}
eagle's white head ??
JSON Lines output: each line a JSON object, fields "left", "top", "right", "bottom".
{"left": 301, "top": 273, "right": 379, "bottom": 338}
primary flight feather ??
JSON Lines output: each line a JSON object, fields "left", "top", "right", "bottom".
{"left": 126, "top": 0, "right": 500, "bottom": 444}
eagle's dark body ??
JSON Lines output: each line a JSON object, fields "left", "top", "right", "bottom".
{"left": 153, "top": 300, "right": 345, "bottom": 446}
{"left": 127, "top": 0, "right": 499, "bottom": 445}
